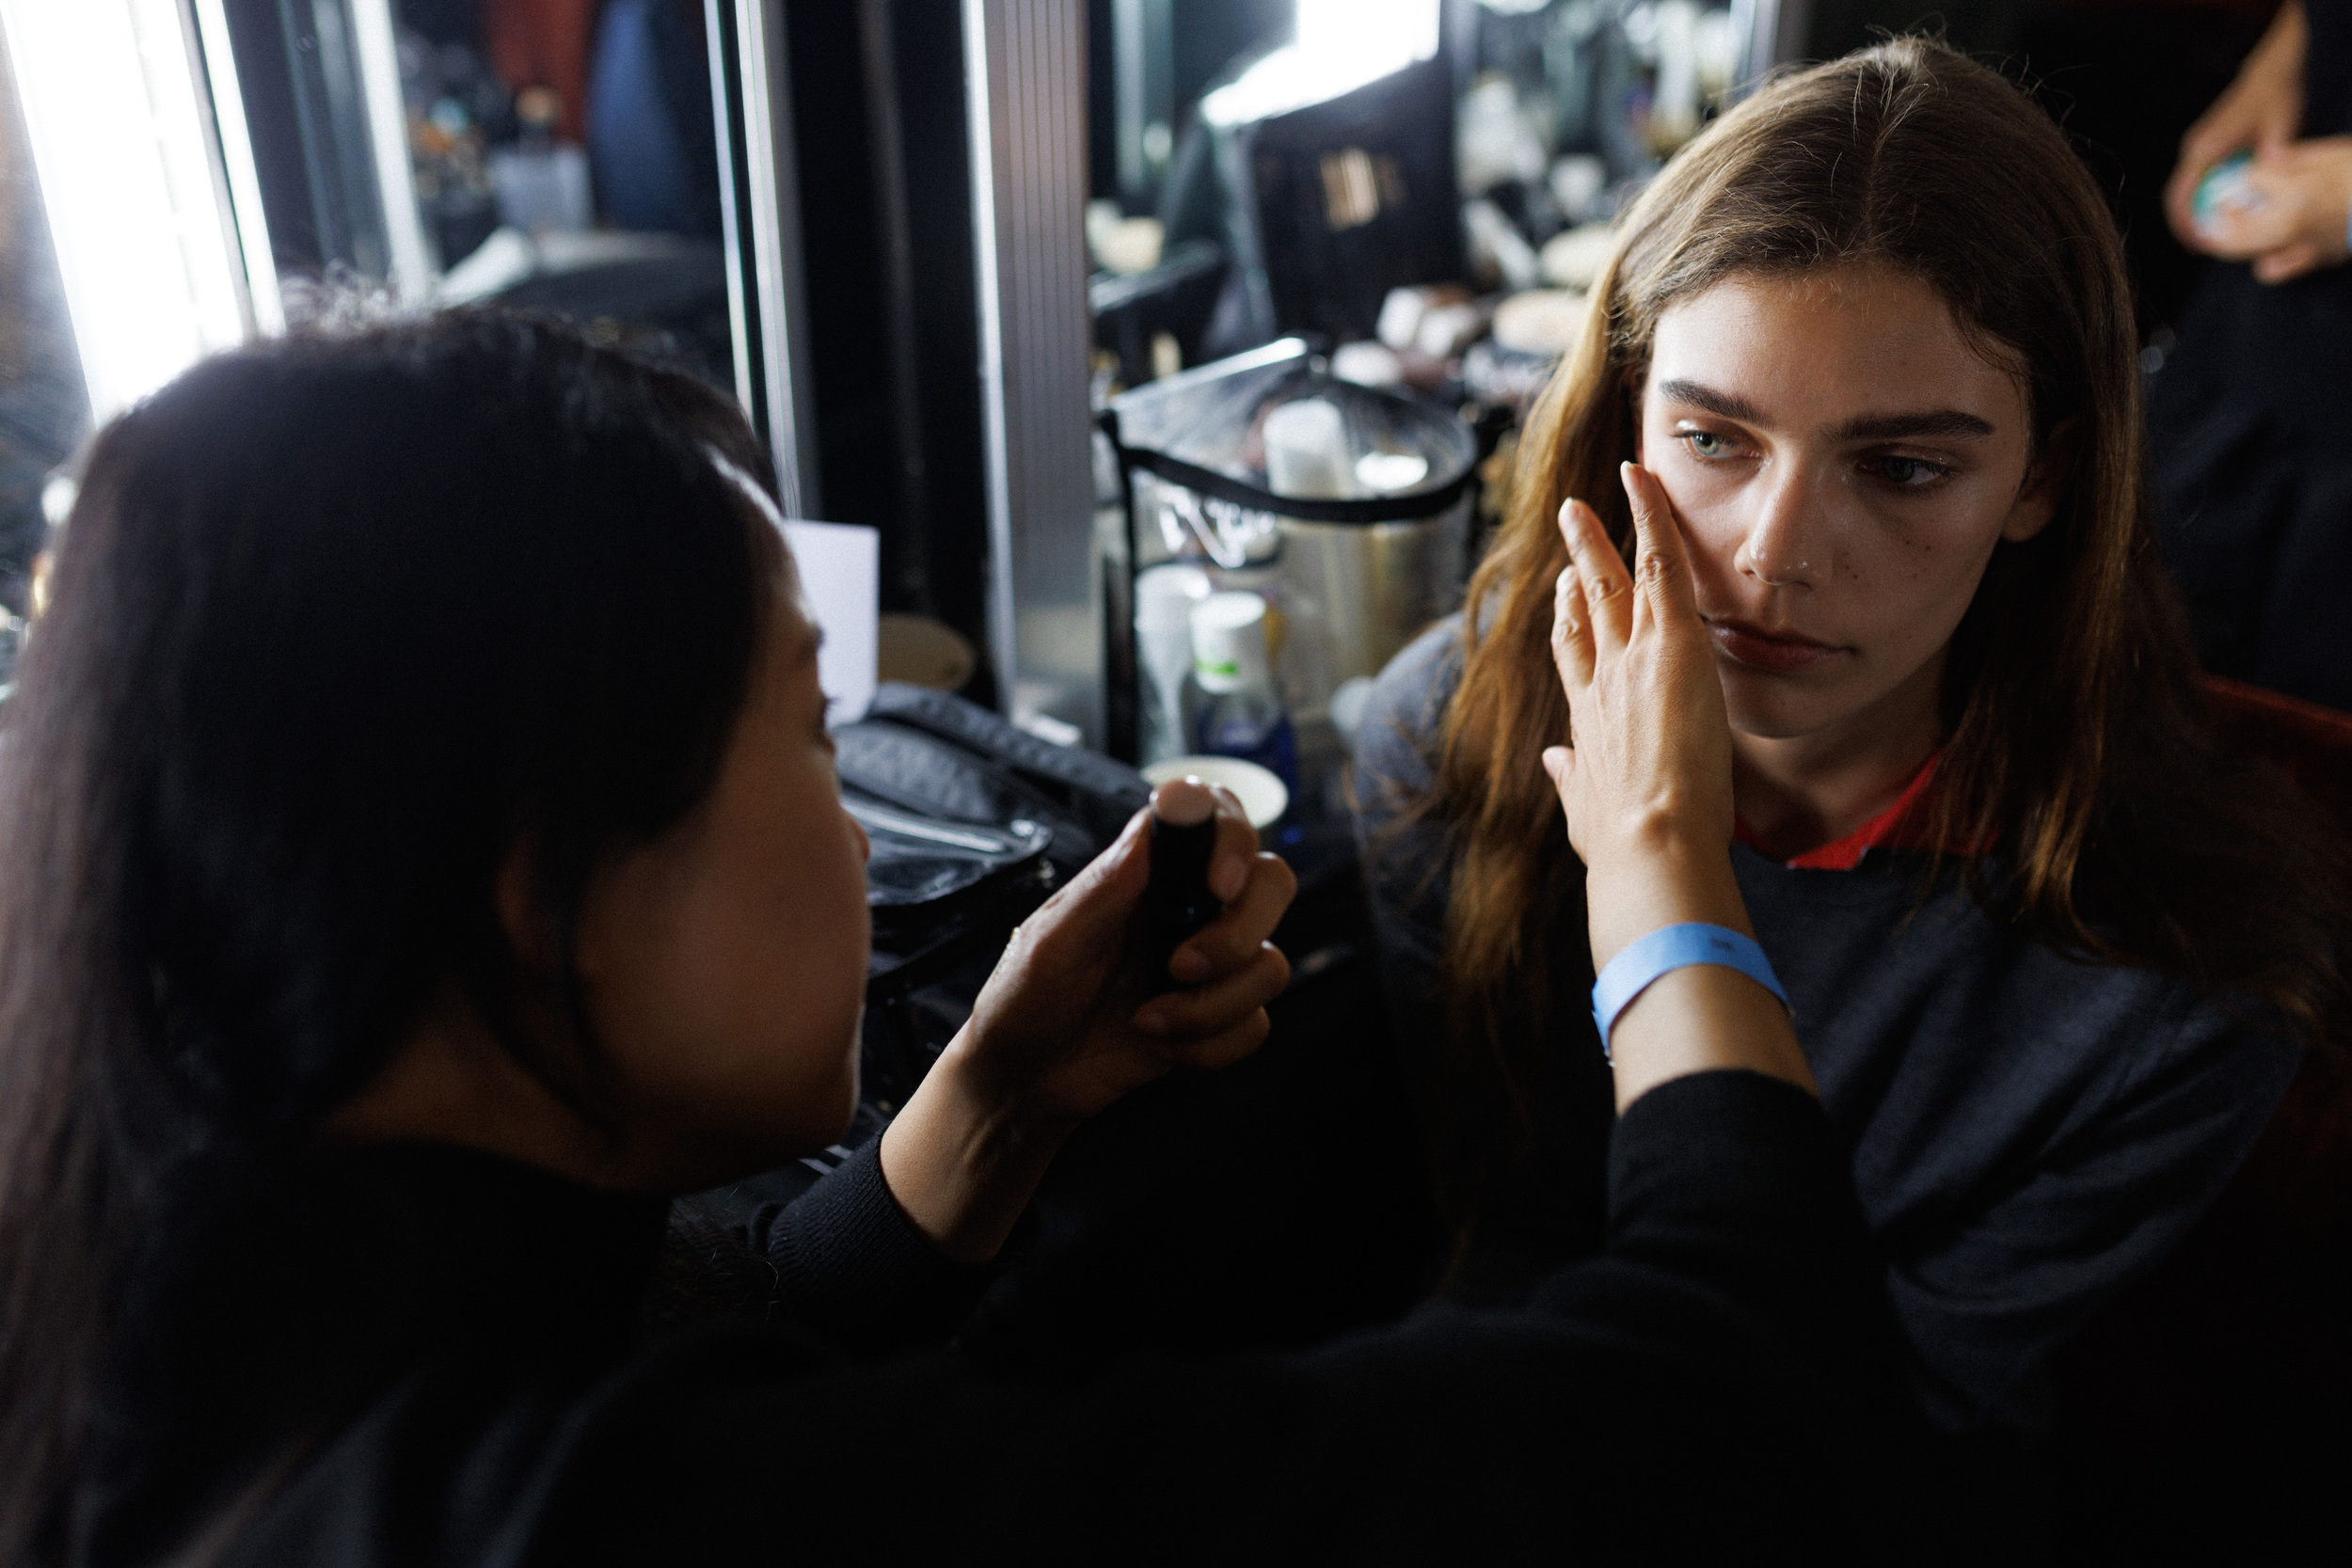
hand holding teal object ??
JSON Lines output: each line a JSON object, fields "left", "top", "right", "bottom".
{"left": 2194, "top": 150, "right": 2263, "bottom": 235}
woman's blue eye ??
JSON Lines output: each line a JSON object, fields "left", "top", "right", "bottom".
{"left": 1678, "top": 430, "right": 1735, "bottom": 459}
{"left": 1866, "top": 455, "right": 1947, "bottom": 487}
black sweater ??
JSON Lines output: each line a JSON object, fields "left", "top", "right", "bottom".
{"left": 77, "top": 1074, "right": 1900, "bottom": 1565}
{"left": 1354, "top": 618, "right": 2303, "bottom": 1434}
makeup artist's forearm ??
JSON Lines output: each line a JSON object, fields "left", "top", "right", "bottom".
{"left": 876, "top": 1037, "right": 1066, "bottom": 1264}
{"left": 1606, "top": 965, "right": 1814, "bottom": 1113}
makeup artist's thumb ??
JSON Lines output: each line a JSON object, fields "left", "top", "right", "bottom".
{"left": 1063, "top": 809, "right": 1152, "bottom": 927}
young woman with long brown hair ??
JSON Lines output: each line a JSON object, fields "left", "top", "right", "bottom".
{"left": 1356, "top": 38, "right": 2342, "bottom": 1437}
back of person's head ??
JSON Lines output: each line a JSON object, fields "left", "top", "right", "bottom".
{"left": 1438, "top": 40, "right": 2344, "bottom": 1104}
{"left": 0, "top": 312, "right": 781, "bottom": 1560}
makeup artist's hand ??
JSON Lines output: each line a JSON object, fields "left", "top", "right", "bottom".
{"left": 1543, "top": 463, "right": 1813, "bottom": 1110}
{"left": 880, "top": 780, "right": 1293, "bottom": 1259}
{"left": 953, "top": 780, "right": 1293, "bottom": 1118}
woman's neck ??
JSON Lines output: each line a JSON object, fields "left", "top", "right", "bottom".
{"left": 1729, "top": 658, "right": 1945, "bottom": 861}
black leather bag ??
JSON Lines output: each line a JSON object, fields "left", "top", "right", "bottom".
{"left": 834, "top": 684, "right": 1150, "bottom": 1108}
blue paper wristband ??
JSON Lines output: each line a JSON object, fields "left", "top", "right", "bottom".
{"left": 1590, "top": 923, "right": 1789, "bottom": 1059}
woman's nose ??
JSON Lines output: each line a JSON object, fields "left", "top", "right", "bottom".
{"left": 1734, "top": 466, "right": 1826, "bottom": 589}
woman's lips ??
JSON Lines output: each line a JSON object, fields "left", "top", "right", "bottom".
{"left": 1708, "top": 618, "right": 1845, "bottom": 673}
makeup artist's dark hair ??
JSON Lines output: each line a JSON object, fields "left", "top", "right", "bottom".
{"left": 0, "top": 312, "right": 782, "bottom": 1561}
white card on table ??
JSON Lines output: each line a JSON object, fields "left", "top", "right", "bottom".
{"left": 778, "top": 519, "right": 879, "bottom": 726}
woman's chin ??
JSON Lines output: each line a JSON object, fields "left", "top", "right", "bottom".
{"left": 1719, "top": 683, "right": 1851, "bottom": 743}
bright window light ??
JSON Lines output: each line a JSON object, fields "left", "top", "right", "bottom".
{"left": 0, "top": 0, "right": 252, "bottom": 422}
{"left": 1295, "top": 0, "right": 1441, "bottom": 59}
{"left": 1202, "top": 0, "right": 1441, "bottom": 127}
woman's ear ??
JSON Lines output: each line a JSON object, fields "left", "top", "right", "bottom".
{"left": 2001, "top": 417, "right": 2081, "bottom": 543}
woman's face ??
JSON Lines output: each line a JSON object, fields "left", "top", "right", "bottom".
{"left": 1636, "top": 263, "right": 2058, "bottom": 748}
{"left": 571, "top": 581, "right": 871, "bottom": 1186}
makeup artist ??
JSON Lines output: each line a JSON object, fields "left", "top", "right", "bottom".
{"left": 0, "top": 314, "right": 1903, "bottom": 1565}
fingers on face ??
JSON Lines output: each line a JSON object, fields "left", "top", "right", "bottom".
{"left": 1619, "top": 461, "right": 1702, "bottom": 632}
{"left": 1551, "top": 551, "right": 1595, "bottom": 689}
{"left": 1556, "top": 495, "right": 1630, "bottom": 653}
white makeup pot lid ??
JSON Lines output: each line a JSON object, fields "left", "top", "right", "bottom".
{"left": 1140, "top": 756, "right": 1290, "bottom": 831}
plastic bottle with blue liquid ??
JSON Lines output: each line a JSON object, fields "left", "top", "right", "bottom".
{"left": 1188, "top": 590, "right": 1299, "bottom": 803}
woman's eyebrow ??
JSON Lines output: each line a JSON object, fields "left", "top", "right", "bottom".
{"left": 1655, "top": 378, "right": 1766, "bottom": 421}
{"left": 1656, "top": 379, "right": 1996, "bottom": 441}
{"left": 1834, "top": 408, "right": 1996, "bottom": 441}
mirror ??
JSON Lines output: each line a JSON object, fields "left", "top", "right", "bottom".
{"left": 1084, "top": 0, "right": 1755, "bottom": 394}
{"left": 0, "top": 25, "right": 89, "bottom": 687}
{"left": 244, "top": 0, "right": 739, "bottom": 391}
{"left": 1086, "top": 0, "right": 1759, "bottom": 777}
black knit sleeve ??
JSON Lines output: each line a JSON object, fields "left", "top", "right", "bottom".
{"left": 745, "top": 1136, "right": 1004, "bottom": 1355}
{"left": 549, "top": 1071, "right": 1907, "bottom": 1564}
{"left": 1557, "top": 1069, "right": 1893, "bottom": 1377}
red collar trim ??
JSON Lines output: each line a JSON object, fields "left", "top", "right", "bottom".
{"left": 1734, "top": 752, "right": 1944, "bottom": 871}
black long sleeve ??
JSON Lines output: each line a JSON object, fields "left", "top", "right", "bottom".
{"left": 526, "top": 1072, "right": 1903, "bottom": 1564}
{"left": 650, "top": 1133, "right": 1006, "bottom": 1355}
{"left": 740, "top": 1135, "right": 1004, "bottom": 1353}
{"left": 115, "top": 1072, "right": 1905, "bottom": 1566}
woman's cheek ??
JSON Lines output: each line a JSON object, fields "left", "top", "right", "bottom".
{"left": 1867, "top": 496, "right": 2002, "bottom": 603}
{"left": 1659, "top": 485, "right": 1747, "bottom": 590}
{"left": 1839, "top": 525, "right": 1985, "bottom": 669}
